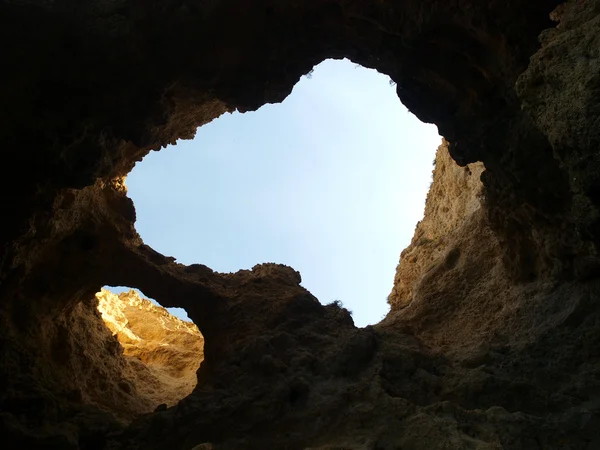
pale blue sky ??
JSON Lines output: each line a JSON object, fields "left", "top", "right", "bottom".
{"left": 111, "top": 59, "right": 440, "bottom": 327}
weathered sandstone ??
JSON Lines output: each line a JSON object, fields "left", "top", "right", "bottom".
{"left": 96, "top": 288, "right": 203, "bottom": 410}
{"left": 0, "top": 0, "right": 599, "bottom": 448}
{"left": 389, "top": 140, "right": 485, "bottom": 309}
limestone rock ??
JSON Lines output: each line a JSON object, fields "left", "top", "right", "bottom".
{"left": 96, "top": 288, "right": 204, "bottom": 409}
{"left": 0, "top": 0, "right": 600, "bottom": 449}
{"left": 388, "top": 140, "right": 485, "bottom": 309}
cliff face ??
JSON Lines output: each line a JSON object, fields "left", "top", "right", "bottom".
{"left": 96, "top": 289, "right": 203, "bottom": 408}
{"left": 388, "top": 140, "right": 485, "bottom": 309}
{"left": 0, "top": 0, "right": 600, "bottom": 449}
{"left": 0, "top": 295, "right": 160, "bottom": 450}
{"left": 0, "top": 287, "right": 203, "bottom": 447}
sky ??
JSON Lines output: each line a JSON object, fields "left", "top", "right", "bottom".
{"left": 108, "top": 58, "right": 440, "bottom": 327}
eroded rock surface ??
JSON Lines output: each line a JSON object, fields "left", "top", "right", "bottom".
{"left": 96, "top": 288, "right": 203, "bottom": 409}
{"left": 0, "top": 293, "right": 153, "bottom": 449}
{"left": 388, "top": 140, "right": 485, "bottom": 309}
{"left": 0, "top": 0, "right": 599, "bottom": 448}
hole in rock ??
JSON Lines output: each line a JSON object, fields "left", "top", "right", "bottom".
{"left": 95, "top": 286, "right": 204, "bottom": 410}
{"left": 105, "top": 286, "right": 190, "bottom": 320}
{"left": 128, "top": 59, "right": 440, "bottom": 326}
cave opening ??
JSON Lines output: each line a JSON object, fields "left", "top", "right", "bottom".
{"left": 126, "top": 58, "right": 440, "bottom": 327}
{"left": 4, "top": 0, "right": 600, "bottom": 446}
{"left": 95, "top": 286, "right": 204, "bottom": 412}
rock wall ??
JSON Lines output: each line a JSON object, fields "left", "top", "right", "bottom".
{"left": 0, "top": 294, "right": 153, "bottom": 449}
{"left": 96, "top": 288, "right": 203, "bottom": 408}
{"left": 0, "top": 0, "right": 599, "bottom": 449}
{"left": 388, "top": 140, "right": 485, "bottom": 309}
{"left": 0, "top": 286, "right": 203, "bottom": 447}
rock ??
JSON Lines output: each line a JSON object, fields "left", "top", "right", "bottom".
{"left": 96, "top": 288, "right": 204, "bottom": 408}
{"left": 388, "top": 139, "right": 485, "bottom": 309}
{"left": 0, "top": 0, "right": 600, "bottom": 449}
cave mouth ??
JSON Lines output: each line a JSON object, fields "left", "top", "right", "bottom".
{"left": 127, "top": 58, "right": 441, "bottom": 327}
{"left": 95, "top": 287, "right": 204, "bottom": 411}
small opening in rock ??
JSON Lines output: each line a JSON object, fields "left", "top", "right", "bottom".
{"left": 95, "top": 287, "right": 204, "bottom": 411}
{"left": 104, "top": 286, "right": 190, "bottom": 320}
{"left": 126, "top": 58, "right": 440, "bottom": 326}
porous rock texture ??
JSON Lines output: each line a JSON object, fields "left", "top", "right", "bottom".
{"left": 388, "top": 140, "right": 486, "bottom": 309}
{"left": 1, "top": 0, "right": 600, "bottom": 449}
{"left": 96, "top": 288, "right": 203, "bottom": 410}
